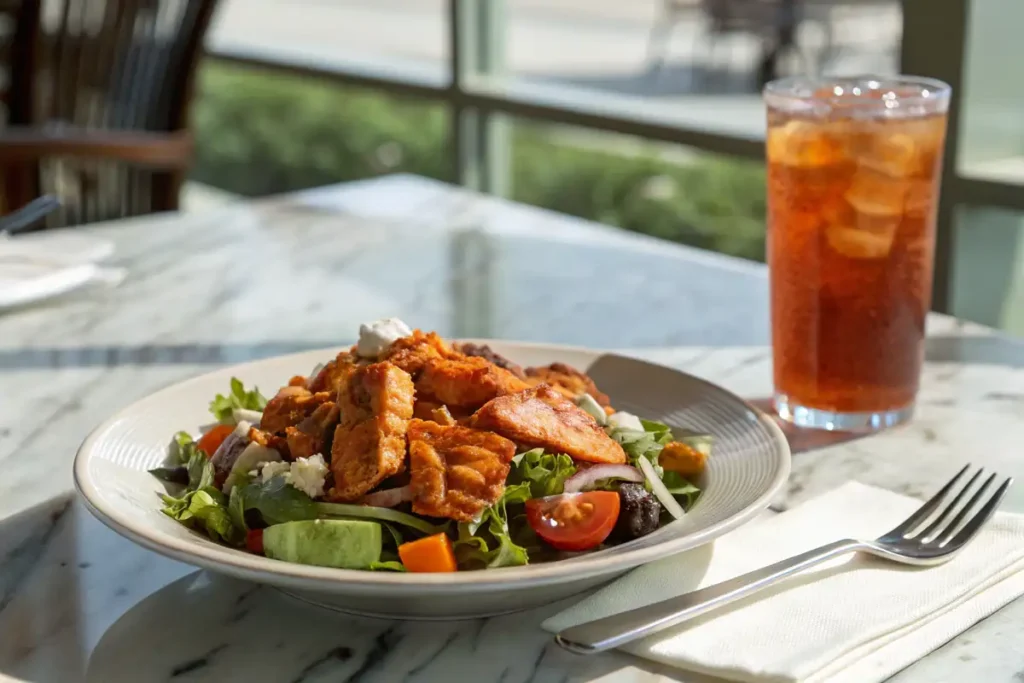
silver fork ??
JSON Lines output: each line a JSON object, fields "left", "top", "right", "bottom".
{"left": 556, "top": 465, "right": 1012, "bottom": 655}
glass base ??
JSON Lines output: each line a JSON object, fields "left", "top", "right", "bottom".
{"left": 773, "top": 393, "right": 914, "bottom": 431}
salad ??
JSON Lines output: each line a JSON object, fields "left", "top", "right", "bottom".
{"left": 151, "top": 319, "right": 710, "bottom": 573}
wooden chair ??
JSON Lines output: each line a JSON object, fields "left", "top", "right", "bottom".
{"left": 0, "top": 0, "right": 219, "bottom": 228}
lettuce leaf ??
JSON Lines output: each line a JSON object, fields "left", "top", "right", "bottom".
{"left": 149, "top": 466, "right": 189, "bottom": 485}
{"left": 369, "top": 561, "right": 407, "bottom": 572}
{"left": 185, "top": 449, "right": 215, "bottom": 490}
{"left": 230, "top": 474, "right": 318, "bottom": 527}
{"left": 662, "top": 471, "right": 701, "bottom": 508}
{"left": 316, "top": 502, "right": 448, "bottom": 537}
{"left": 172, "top": 431, "right": 198, "bottom": 464}
{"left": 509, "top": 448, "right": 576, "bottom": 498}
{"left": 160, "top": 486, "right": 242, "bottom": 545}
{"left": 609, "top": 418, "right": 705, "bottom": 506}
{"left": 454, "top": 481, "right": 532, "bottom": 569}
{"left": 209, "top": 378, "right": 268, "bottom": 424}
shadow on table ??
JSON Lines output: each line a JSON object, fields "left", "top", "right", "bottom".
{"left": 85, "top": 570, "right": 730, "bottom": 683}
{"left": 746, "top": 332, "right": 1024, "bottom": 456}
{"left": 746, "top": 398, "right": 871, "bottom": 455}
{"left": 0, "top": 494, "right": 84, "bottom": 682}
{"left": 925, "top": 334, "right": 1024, "bottom": 368}
{"left": 0, "top": 342, "right": 345, "bottom": 370}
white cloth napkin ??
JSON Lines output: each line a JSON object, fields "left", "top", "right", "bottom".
{"left": 543, "top": 482, "right": 1024, "bottom": 683}
{"left": 0, "top": 232, "right": 124, "bottom": 309}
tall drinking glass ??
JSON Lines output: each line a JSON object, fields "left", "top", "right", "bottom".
{"left": 764, "top": 76, "right": 951, "bottom": 430}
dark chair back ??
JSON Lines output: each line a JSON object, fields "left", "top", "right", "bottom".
{"left": 1, "top": 0, "right": 218, "bottom": 227}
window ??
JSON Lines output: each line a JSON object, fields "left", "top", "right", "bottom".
{"left": 952, "top": 206, "right": 1024, "bottom": 336}
{"left": 208, "top": 0, "right": 449, "bottom": 87}
{"left": 508, "top": 121, "right": 766, "bottom": 261}
{"left": 190, "top": 64, "right": 452, "bottom": 196}
{"left": 957, "top": 0, "right": 1024, "bottom": 186}
{"left": 195, "top": 0, "right": 1024, "bottom": 327}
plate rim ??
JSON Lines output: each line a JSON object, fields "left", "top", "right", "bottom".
{"left": 74, "top": 339, "right": 790, "bottom": 590}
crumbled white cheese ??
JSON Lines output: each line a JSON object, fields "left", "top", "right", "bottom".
{"left": 259, "top": 460, "right": 290, "bottom": 483}
{"left": 258, "top": 455, "right": 328, "bottom": 499}
{"left": 288, "top": 454, "right": 329, "bottom": 498}
{"left": 356, "top": 317, "right": 412, "bottom": 358}
{"left": 608, "top": 411, "right": 644, "bottom": 432}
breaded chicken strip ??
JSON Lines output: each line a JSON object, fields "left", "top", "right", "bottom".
{"left": 261, "top": 386, "right": 333, "bottom": 435}
{"left": 307, "top": 351, "right": 365, "bottom": 396}
{"left": 285, "top": 401, "right": 340, "bottom": 461}
{"left": 407, "top": 419, "right": 516, "bottom": 522}
{"left": 328, "top": 361, "right": 415, "bottom": 501}
{"left": 383, "top": 330, "right": 528, "bottom": 412}
{"left": 382, "top": 330, "right": 460, "bottom": 377}
{"left": 524, "top": 362, "right": 611, "bottom": 408}
{"left": 417, "top": 355, "right": 529, "bottom": 411}
{"left": 470, "top": 385, "right": 626, "bottom": 464}
{"left": 455, "top": 343, "right": 525, "bottom": 378}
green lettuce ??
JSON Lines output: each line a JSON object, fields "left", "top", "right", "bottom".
{"left": 161, "top": 485, "right": 242, "bottom": 546}
{"left": 230, "top": 474, "right": 318, "bottom": 527}
{"left": 316, "top": 502, "right": 448, "bottom": 536}
{"left": 185, "top": 449, "right": 214, "bottom": 490}
{"left": 454, "top": 481, "right": 532, "bottom": 569}
{"left": 172, "top": 431, "right": 198, "bottom": 464}
{"left": 609, "top": 418, "right": 704, "bottom": 509}
{"left": 369, "top": 560, "right": 407, "bottom": 572}
{"left": 509, "top": 448, "right": 576, "bottom": 498}
{"left": 662, "top": 471, "right": 701, "bottom": 508}
{"left": 209, "top": 378, "right": 268, "bottom": 424}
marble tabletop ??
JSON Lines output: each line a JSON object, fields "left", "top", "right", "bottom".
{"left": 2, "top": 174, "right": 1024, "bottom": 682}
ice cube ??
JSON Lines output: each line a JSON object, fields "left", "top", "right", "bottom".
{"left": 826, "top": 221, "right": 899, "bottom": 259}
{"left": 845, "top": 166, "right": 910, "bottom": 217}
{"left": 863, "top": 133, "right": 918, "bottom": 178}
{"left": 825, "top": 203, "right": 899, "bottom": 259}
{"left": 768, "top": 120, "right": 846, "bottom": 168}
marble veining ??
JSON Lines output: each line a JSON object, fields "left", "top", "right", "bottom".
{"left": 1, "top": 175, "right": 1024, "bottom": 682}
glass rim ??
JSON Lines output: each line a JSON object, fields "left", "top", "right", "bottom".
{"left": 763, "top": 74, "right": 951, "bottom": 113}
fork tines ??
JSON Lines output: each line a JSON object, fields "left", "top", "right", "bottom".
{"left": 894, "top": 465, "right": 1012, "bottom": 547}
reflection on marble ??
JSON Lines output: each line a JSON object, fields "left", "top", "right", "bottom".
{"left": 3, "top": 176, "right": 1024, "bottom": 682}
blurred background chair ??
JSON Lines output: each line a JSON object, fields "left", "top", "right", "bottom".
{"left": 0, "top": 0, "right": 219, "bottom": 229}
{"left": 647, "top": 0, "right": 830, "bottom": 90}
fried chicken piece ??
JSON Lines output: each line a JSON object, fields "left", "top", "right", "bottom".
{"left": 455, "top": 343, "right": 525, "bottom": 378}
{"left": 412, "top": 400, "right": 462, "bottom": 425}
{"left": 382, "top": 330, "right": 460, "bottom": 378}
{"left": 418, "top": 355, "right": 530, "bottom": 410}
{"left": 328, "top": 361, "right": 415, "bottom": 501}
{"left": 248, "top": 426, "right": 289, "bottom": 455}
{"left": 407, "top": 419, "right": 516, "bottom": 522}
{"left": 470, "top": 385, "right": 626, "bottom": 464}
{"left": 524, "top": 362, "right": 611, "bottom": 408}
{"left": 307, "top": 351, "right": 365, "bottom": 396}
{"left": 285, "top": 401, "right": 340, "bottom": 461}
{"left": 260, "top": 386, "right": 333, "bottom": 434}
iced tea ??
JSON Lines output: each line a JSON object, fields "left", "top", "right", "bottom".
{"left": 764, "top": 77, "right": 950, "bottom": 430}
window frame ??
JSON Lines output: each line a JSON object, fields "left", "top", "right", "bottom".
{"left": 205, "top": 0, "right": 1022, "bottom": 313}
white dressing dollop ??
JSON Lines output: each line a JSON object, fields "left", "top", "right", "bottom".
{"left": 356, "top": 317, "right": 412, "bottom": 358}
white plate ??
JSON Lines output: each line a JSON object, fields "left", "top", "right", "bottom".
{"left": 75, "top": 341, "right": 791, "bottom": 619}
{"left": 0, "top": 233, "right": 117, "bottom": 310}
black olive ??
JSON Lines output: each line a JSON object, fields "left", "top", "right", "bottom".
{"left": 610, "top": 482, "right": 662, "bottom": 543}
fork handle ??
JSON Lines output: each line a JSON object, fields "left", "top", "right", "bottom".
{"left": 555, "top": 538, "right": 863, "bottom": 654}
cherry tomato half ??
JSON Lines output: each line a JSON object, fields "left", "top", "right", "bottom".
{"left": 197, "top": 424, "right": 235, "bottom": 457}
{"left": 245, "top": 529, "right": 264, "bottom": 554}
{"left": 525, "top": 491, "right": 620, "bottom": 552}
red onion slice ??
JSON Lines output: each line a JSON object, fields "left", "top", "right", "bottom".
{"left": 361, "top": 485, "right": 413, "bottom": 508}
{"left": 563, "top": 464, "right": 644, "bottom": 493}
